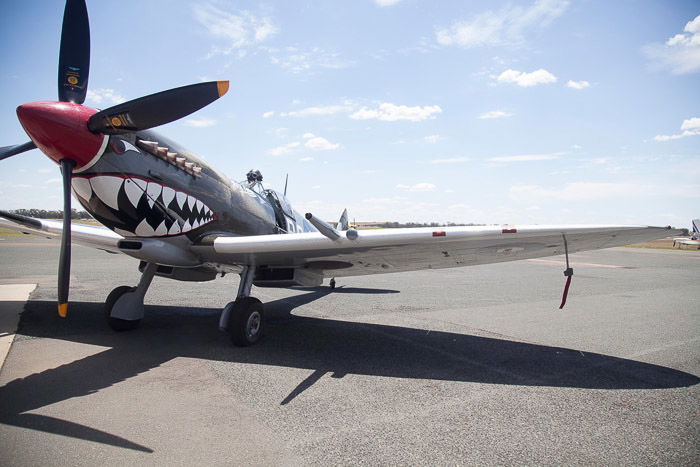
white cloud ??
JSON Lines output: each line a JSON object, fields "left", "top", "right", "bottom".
{"left": 681, "top": 117, "right": 700, "bottom": 131}
{"left": 375, "top": 0, "right": 403, "bottom": 6}
{"left": 267, "top": 46, "right": 354, "bottom": 74}
{"left": 194, "top": 4, "right": 277, "bottom": 56}
{"left": 268, "top": 142, "right": 300, "bottom": 156}
{"left": 653, "top": 117, "right": 700, "bottom": 141}
{"left": 496, "top": 68, "right": 557, "bottom": 87}
{"left": 423, "top": 135, "right": 443, "bottom": 143}
{"left": 478, "top": 110, "right": 513, "bottom": 119}
{"left": 566, "top": 80, "right": 590, "bottom": 90}
{"left": 299, "top": 157, "right": 314, "bottom": 162}
{"left": 183, "top": 117, "right": 216, "bottom": 128}
{"left": 396, "top": 182, "right": 436, "bottom": 192}
{"left": 303, "top": 133, "right": 340, "bottom": 151}
{"left": 436, "top": 0, "right": 569, "bottom": 48}
{"left": 643, "top": 14, "right": 700, "bottom": 74}
{"left": 488, "top": 152, "right": 564, "bottom": 162}
{"left": 431, "top": 157, "right": 470, "bottom": 164}
{"left": 280, "top": 104, "right": 354, "bottom": 117}
{"left": 509, "top": 182, "right": 654, "bottom": 202}
{"left": 85, "top": 88, "right": 126, "bottom": 106}
{"left": 350, "top": 103, "right": 442, "bottom": 122}
{"left": 262, "top": 111, "right": 275, "bottom": 118}
{"left": 652, "top": 134, "right": 684, "bottom": 142}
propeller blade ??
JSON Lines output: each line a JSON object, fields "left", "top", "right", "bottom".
{"left": 57, "top": 159, "right": 76, "bottom": 318}
{"left": 58, "top": 0, "right": 90, "bottom": 104}
{"left": 0, "top": 141, "right": 36, "bottom": 161}
{"left": 87, "top": 81, "right": 229, "bottom": 134}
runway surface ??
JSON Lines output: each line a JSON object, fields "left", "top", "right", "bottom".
{"left": 0, "top": 235, "right": 698, "bottom": 465}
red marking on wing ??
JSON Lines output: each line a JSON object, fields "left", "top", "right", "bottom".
{"left": 432, "top": 231, "right": 446, "bottom": 237}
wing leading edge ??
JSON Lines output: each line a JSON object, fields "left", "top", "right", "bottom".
{"left": 0, "top": 210, "right": 122, "bottom": 252}
{"left": 211, "top": 224, "right": 681, "bottom": 277}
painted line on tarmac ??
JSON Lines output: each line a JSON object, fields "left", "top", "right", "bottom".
{"left": 527, "top": 258, "right": 635, "bottom": 269}
{"left": 0, "top": 283, "right": 36, "bottom": 372}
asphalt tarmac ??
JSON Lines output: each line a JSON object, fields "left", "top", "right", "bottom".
{"left": 0, "top": 235, "right": 698, "bottom": 465}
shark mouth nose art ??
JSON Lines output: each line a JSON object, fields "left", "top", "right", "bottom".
{"left": 71, "top": 175, "right": 215, "bottom": 237}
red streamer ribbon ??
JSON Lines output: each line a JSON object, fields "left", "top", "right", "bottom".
{"left": 559, "top": 275, "right": 572, "bottom": 309}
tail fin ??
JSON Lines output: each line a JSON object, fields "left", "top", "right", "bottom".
{"left": 692, "top": 219, "right": 699, "bottom": 234}
{"left": 338, "top": 209, "right": 349, "bottom": 231}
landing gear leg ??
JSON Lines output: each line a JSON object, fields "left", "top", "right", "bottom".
{"left": 220, "top": 266, "right": 265, "bottom": 346}
{"left": 105, "top": 262, "right": 157, "bottom": 332}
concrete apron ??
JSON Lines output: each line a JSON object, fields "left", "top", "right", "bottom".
{"left": 0, "top": 284, "right": 36, "bottom": 371}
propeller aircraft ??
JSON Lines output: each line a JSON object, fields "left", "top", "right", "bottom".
{"left": 0, "top": 0, "right": 685, "bottom": 346}
{"left": 673, "top": 219, "right": 700, "bottom": 249}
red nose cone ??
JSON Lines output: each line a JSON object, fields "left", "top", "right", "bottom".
{"left": 16, "top": 102, "right": 107, "bottom": 169}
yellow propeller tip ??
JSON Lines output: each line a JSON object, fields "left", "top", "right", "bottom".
{"left": 58, "top": 303, "right": 68, "bottom": 318}
{"left": 217, "top": 81, "right": 230, "bottom": 97}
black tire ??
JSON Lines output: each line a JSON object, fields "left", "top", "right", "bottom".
{"left": 227, "top": 297, "right": 265, "bottom": 346}
{"left": 105, "top": 286, "right": 141, "bottom": 332}
{"left": 329, "top": 278, "right": 336, "bottom": 289}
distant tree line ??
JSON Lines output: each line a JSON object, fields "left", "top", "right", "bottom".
{"left": 382, "top": 221, "right": 484, "bottom": 228}
{"left": 10, "top": 209, "right": 93, "bottom": 220}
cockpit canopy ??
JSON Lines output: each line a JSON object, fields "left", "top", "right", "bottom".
{"left": 238, "top": 170, "right": 296, "bottom": 232}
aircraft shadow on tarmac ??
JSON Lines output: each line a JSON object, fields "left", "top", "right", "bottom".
{"left": 1, "top": 287, "right": 698, "bottom": 453}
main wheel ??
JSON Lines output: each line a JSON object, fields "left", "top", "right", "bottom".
{"left": 105, "top": 286, "right": 141, "bottom": 332}
{"left": 226, "top": 297, "right": 265, "bottom": 346}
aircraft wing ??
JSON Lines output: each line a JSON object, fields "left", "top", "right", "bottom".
{"left": 0, "top": 211, "right": 682, "bottom": 276}
{"left": 0, "top": 210, "right": 122, "bottom": 253}
{"left": 210, "top": 224, "right": 682, "bottom": 277}
{"left": 674, "top": 238, "right": 700, "bottom": 247}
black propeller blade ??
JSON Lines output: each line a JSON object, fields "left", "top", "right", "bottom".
{"left": 58, "top": 0, "right": 90, "bottom": 104}
{"left": 87, "top": 81, "right": 229, "bottom": 134}
{"left": 0, "top": 141, "right": 36, "bottom": 161}
{"left": 57, "top": 159, "right": 76, "bottom": 318}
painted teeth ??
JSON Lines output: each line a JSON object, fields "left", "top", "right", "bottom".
{"left": 146, "top": 182, "right": 162, "bottom": 208}
{"left": 176, "top": 191, "right": 187, "bottom": 209}
{"left": 162, "top": 186, "right": 175, "bottom": 207}
{"left": 168, "top": 222, "right": 181, "bottom": 235}
{"left": 124, "top": 178, "right": 146, "bottom": 209}
{"left": 71, "top": 175, "right": 215, "bottom": 237}
{"left": 72, "top": 177, "right": 92, "bottom": 201}
{"left": 135, "top": 218, "right": 155, "bottom": 236}
{"left": 90, "top": 176, "right": 122, "bottom": 210}
{"left": 154, "top": 221, "right": 168, "bottom": 236}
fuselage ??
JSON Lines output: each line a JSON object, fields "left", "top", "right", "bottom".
{"left": 69, "top": 129, "right": 316, "bottom": 242}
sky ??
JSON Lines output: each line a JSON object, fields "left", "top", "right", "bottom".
{"left": 0, "top": 0, "right": 698, "bottom": 227}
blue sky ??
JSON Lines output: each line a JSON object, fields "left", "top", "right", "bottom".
{"left": 1, "top": 0, "right": 698, "bottom": 226}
